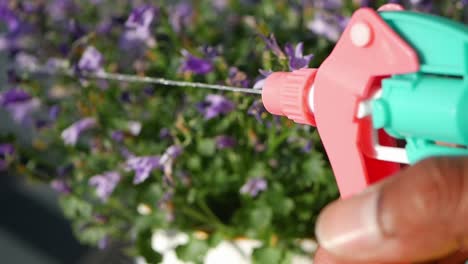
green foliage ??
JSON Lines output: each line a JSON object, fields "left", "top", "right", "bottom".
{"left": 138, "top": 230, "right": 163, "bottom": 264}
{"left": 175, "top": 236, "right": 210, "bottom": 264}
{"left": 252, "top": 246, "right": 292, "bottom": 264}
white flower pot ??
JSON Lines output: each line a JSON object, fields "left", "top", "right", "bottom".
{"left": 136, "top": 230, "right": 317, "bottom": 264}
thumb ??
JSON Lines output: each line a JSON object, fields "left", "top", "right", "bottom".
{"left": 315, "top": 157, "right": 468, "bottom": 263}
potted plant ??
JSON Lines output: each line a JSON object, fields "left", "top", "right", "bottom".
{"left": 0, "top": 0, "right": 462, "bottom": 263}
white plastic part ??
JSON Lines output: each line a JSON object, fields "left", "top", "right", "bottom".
{"left": 357, "top": 89, "right": 382, "bottom": 118}
{"left": 357, "top": 89, "right": 409, "bottom": 164}
{"left": 371, "top": 128, "right": 409, "bottom": 164}
{"left": 350, "top": 22, "right": 372, "bottom": 47}
{"left": 356, "top": 100, "right": 372, "bottom": 119}
{"left": 309, "top": 83, "right": 408, "bottom": 164}
{"left": 308, "top": 84, "right": 315, "bottom": 113}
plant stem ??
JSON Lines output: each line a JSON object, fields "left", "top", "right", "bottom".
{"left": 197, "top": 198, "right": 228, "bottom": 230}
{"left": 179, "top": 207, "right": 220, "bottom": 230}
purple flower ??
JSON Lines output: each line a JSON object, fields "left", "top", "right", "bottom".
{"left": 19, "top": 2, "right": 40, "bottom": 13}
{"left": 197, "top": 94, "right": 235, "bottom": 119}
{"left": 111, "top": 131, "right": 124, "bottom": 142}
{"left": 0, "top": 88, "right": 40, "bottom": 125}
{"left": 45, "top": 58, "right": 67, "bottom": 73}
{"left": 213, "top": 0, "right": 229, "bottom": 11}
{"left": 0, "top": 8, "right": 32, "bottom": 53}
{"left": 119, "top": 147, "right": 135, "bottom": 159}
{"left": 261, "top": 36, "right": 314, "bottom": 71}
{"left": 248, "top": 99, "right": 267, "bottom": 123}
{"left": 307, "top": 14, "right": 345, "bottom": 42}
{"left": 125, "top": 5, "right": 156, "bottom": 29}
{"left": 227, "top": 67, "right": 249, "bottom": 88}
{"left": 61, "top": 117, "right": 97, "bottom": 146}
{"left": 144, "top": 86, "right": 155, "bottom": 96}
{"left": 169, "top": 2, "right": 193, "bottom": 33}
{"left": 0, "top": 36, "right": 8, "bottom": 51}
{"left": 302, "top": 141, "right": 313, "bottom": 153}
{"left": 0, "top": 4, "right": 20, "bottom": 33}
{"left": 9, "top": 100, "right": 40, "bottom": 125}
{"left": 359, "top": 0, "right": 372, "bottom": 6}
{"left": 0, "top": 144, "right": 14, "bottom": 156}
{"left": 1, "top": 88, "right": 31, "bottom": 105}
{"left": 57, "top": 164, "right": 74, "bottom": 177}
{"left": 120, "top": 5, "right": 157, "bottom": 49}
{"left": 160, "top": 145, "right": 183, "bottom": 169}
{"left": 240, "top": 177, "right": 268, "bottom": 197}
{"left": 98, "top": 236, "right": 109, "bottom": 250}
{"left": 216, "top": 135, "right": 236, "bottom": 149}
{"left": 49, "top": 105, "right": 60, "bottom": 121}
{"left": 410, "top": 0, "right": 433, "bottom": 11}
{"left": 159, "top": 128, "right": 171, "bottom": 140}
{"left": 201, "top": 45, "right": 220, "bottom": 60}
{"left": 96, "top": 20, "right": 114, "bottom": 35}
{"left": 125, "top": 156, "right": 161, "bottom": 184}
{"left": 284, "top": 42, "right": 314, "bottom": 71}
{"left": 15, "top": 52, "right": 39, "bottom": 71}
{"left": 314, "top": 0, "right": 343, "bottom": 10}
{"left": 46, "top": 0, "right": 76, "bottom": 21}
{"left": 0, "top": 144, "right": 14, "bottom": 171}
{"left": 77, "top": 46, "right": 104, "bottom": 73}
{"left": 253, "top": 69, "right": 273, "bottom": 90}
{"left": 180, "top": 50, "right": 214, "bottom": 75}
{"left": 120, "top": 91, "right": 131, "bottom": 103}
{"left": 165, "top": 145, "right": 183, "bottom": 160}
{"left": 261, "top": 34, "right": 285, "bottom": 58}
{"left": 338, "top": 15, "right": 350, "bottom": 31}
{"left": 50, "top": 179, "right": 72, "bottom": 195}
{"left": 67, "top": 19, "right": 87, "bottom": 40}
{"left": 89, "top": 171, "right": 121, "bottom": 202}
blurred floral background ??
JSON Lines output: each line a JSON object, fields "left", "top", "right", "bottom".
{"left": 0, "top": 0, "right": 467, "bottom": 263}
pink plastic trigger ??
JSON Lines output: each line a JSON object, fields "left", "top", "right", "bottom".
{"left": 261, "top": 7, "right": 419, "bottom": 199}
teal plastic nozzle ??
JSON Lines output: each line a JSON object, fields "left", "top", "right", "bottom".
{"left": 372, "top": 73, "right": 468, "bottom": 163}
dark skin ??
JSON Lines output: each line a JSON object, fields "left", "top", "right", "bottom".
{"left": 313, "top": 157, "right": 468, "bottom": 264}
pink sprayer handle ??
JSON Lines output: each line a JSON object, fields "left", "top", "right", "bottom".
{"left": 262, "top": 4, "right": 418, "bottom": 264}
{"left": 261, "top": 5, "right": 418, "bottom": 197}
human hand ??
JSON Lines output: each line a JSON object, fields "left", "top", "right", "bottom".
{"left": 313, "top": 157, "right": 468, "bottom": 263}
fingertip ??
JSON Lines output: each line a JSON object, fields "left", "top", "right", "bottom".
{"left": 314, "top": 189, "right": 384, "bottom": 260}
{"left": 314, "top": 247, "right": 378, "bottom": 264}
{"left": 314, "top": 247, "right": 347, "bottom": 264}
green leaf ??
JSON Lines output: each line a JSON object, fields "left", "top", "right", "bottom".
{"left": 175, "top": 236, "right": 210, "bottom": 264}
{"left": 275, "top": 198, "right": 295, "bottom": 216}
{"left": 187, "top": 156, "right": 202, "bottom": 171}
{"left": 252, "top": 246, "right": 283, "bottom": 264}
{"left": 60, "top": 195, "right": 93, "bottom": 219}
{"left": 197, "top": 138, "right": 216, "bottom": 157}
{"left": 134, "top": 213, "right": 167, "bottom": 234}
{"left": 208, "top": 232, "right": 224, "bottom": 248}
{"left": 78, "top": 225, "right": 107, "bottom": 245}
{"left": 301, "top": 155, "right": 325, "bottom": 186}
{"left": 249, "top": 207, "right": 272, "bottom": 230}
{"left": 142, "top": 184, "right": 164, "bottom": 203}
{"left": 249, "top": 162, "right": 267, "bottom": 177}
{"left": 137, "top": 230, "right": 162, "bottom": 264}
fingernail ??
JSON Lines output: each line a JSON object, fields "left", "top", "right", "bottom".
{"left": 315, "top": 189, "right": 384, "bottom": 259}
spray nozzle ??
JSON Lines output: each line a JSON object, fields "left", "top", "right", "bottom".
{"left": 261, "top": 68, "right": 318, "bottom": 126}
